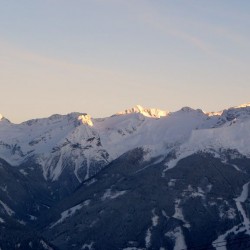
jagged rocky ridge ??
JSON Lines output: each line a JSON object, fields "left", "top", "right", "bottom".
{"left": 1, "top": 103, "right": 250, "bottom": 249}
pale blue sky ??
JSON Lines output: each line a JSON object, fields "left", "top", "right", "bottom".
{"left": 0, "top": 0, "right": 250, "bottom": 123}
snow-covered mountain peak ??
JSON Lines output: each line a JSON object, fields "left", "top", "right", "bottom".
{"left": 217, "top": 103, "right": 250, "bottom": 125}
{"left": 179, "top": 107, "right": 205, "bottom": 114}
{"left": 78, "top": 114, "right": 93, "bottom": 126}
{"left": 0, "top": 114, "right": 10, "bottom": 124}
{"left": 180, "top": 107, "right": 194, "bottom": 112}
{"left": 117, "top": 105, "right": 169, "bottom": 118}
{"left": 234, "top": 102, "right": 250, "bottom": 109}
{"left": 206, "top": 111, "right": 223, "bottom": 117}
{"left": 203, "top": 103, "right": 250, "bottom": 122}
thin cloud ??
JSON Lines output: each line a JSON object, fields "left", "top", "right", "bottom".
{"left": 0, "top": 40, "right": 111, "bottom": 75}
{"left": 121, "top": 0, "right": 250, "bottom": 66}
{"left": 120, "top": 0, "right": 215, "bottom": 56}
{"left": 0, "top": 39, "right": 136, "bottom": 86}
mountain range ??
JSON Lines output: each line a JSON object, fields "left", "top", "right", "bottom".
{"left": 1, "top": 103, "right": 250, "bottom": 250}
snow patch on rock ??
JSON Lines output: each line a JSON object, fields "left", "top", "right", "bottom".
{"left": 165, "top": 227, "right": 187, "bottom": 250}
{"left": 0, "top": 200, "right": 15, "bottom": 216}
{"left": 81, "top": 242, "right": 94, "bottom": 250}
{"left": 213, "top": 182, "right": 250, "bottom": 250}
{"left": 50, "top": 200, "right": 90, "bottom": 228}
{"left": 145, "top": 209, "right": 160, "bottom": 248}
{"left": 101, "top": 189, "right": 127, "bottom": 201}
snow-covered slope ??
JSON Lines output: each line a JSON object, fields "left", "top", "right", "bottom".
{"left": 1, "top": 103, "right": 250, "bottom": 184}
{"left": 97, "top": 107, "right": 217, "bottom": 160}
{"left": 167, "top": 104, "right": 250, "bottom": 168}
